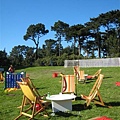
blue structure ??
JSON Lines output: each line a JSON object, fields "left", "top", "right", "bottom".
{"left": 5, "top": 72, "right": 26, "bottom": 89}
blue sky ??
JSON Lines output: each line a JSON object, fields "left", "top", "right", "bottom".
{"left": 0, "top": 0, "right": 120, "bottom": 54}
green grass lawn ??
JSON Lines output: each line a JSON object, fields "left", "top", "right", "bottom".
{"left": 0, "top": 66, "right": 120, "bottom": 120}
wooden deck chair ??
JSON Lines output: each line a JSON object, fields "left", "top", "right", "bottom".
{"left": 73, "top": 66, "right": 86, "bottom": 83}
{"left": 19, "top": 77, "right": 49, "bottom": 108}
{"left": 15, "top": 81, "right": 48, "bottom": 120}
{"left": 61, "top": 75, "right": 76, "bottom": 94}
{"left": 87, "top": 69, "right": 102, "bottom": 80}
{"left": 81, "top": 74, "right": 105, "bottom": 107}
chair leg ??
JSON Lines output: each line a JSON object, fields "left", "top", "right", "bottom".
{"left": 93, "top": 92, "right": 105, "bottom": 107}
{"left": 14, "top": 114, "right": 23, "bottom": 120}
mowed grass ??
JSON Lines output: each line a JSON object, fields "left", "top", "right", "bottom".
{"left": 0, "top": 66, "right": 120, "bottom": 120}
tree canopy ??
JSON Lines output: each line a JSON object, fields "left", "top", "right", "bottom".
{"left": 1, "top": 9, "right": 120, "bottom": 67}
{"left": 23, "top": 23, "right": 49, "bottom": 59}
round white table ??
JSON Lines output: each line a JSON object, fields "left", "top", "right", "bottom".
{"left": 46, "top": 93, "right": 76, "bottom": 113}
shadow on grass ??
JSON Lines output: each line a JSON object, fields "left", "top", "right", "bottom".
{"left": 85, "top": 80, "right": 95, "bottom": 84}
{"left": 54, "top": 111, "right": 78, "bottom": 117}
{"left": 93, "top": 101, "right": 120, "bottom": 108}
{"left": 85, "top": 76, "right": 113, "bottom": 84}
{"left": 105, "top": 101, "right": 120, "bottom": 107}
{"left": 35, "top": 87, "right": 47, "bottom": 90}
{"left": 103, "top": 76, "right": 112, "bottom": 79}
{"left": 75, "top": 96, "right": 82, "bottom": 100}
{"left": 73, "top": 97, "right": 93, "bottom": 110}
{"left": 72, "top": 103, "right": 92, "bottom": 111}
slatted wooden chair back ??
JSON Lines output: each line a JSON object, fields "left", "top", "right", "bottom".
{"left": 21, "top": 77, "right": 41, "bottom": 98}
{"left": 81, "top": 74, "right": 105, "bottom": 107}
{"left": 19, "top": 82, "right": 36, "bottom": 101}
{"left": 61, "top": 75, "right": 76, "bottom": 94}
{"left": 89, "top": 74, "right": 103, "bottom": 98}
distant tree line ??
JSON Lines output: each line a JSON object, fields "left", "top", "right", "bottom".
{"left": 0, "top": 10, "right": 120, "bottom": 68}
